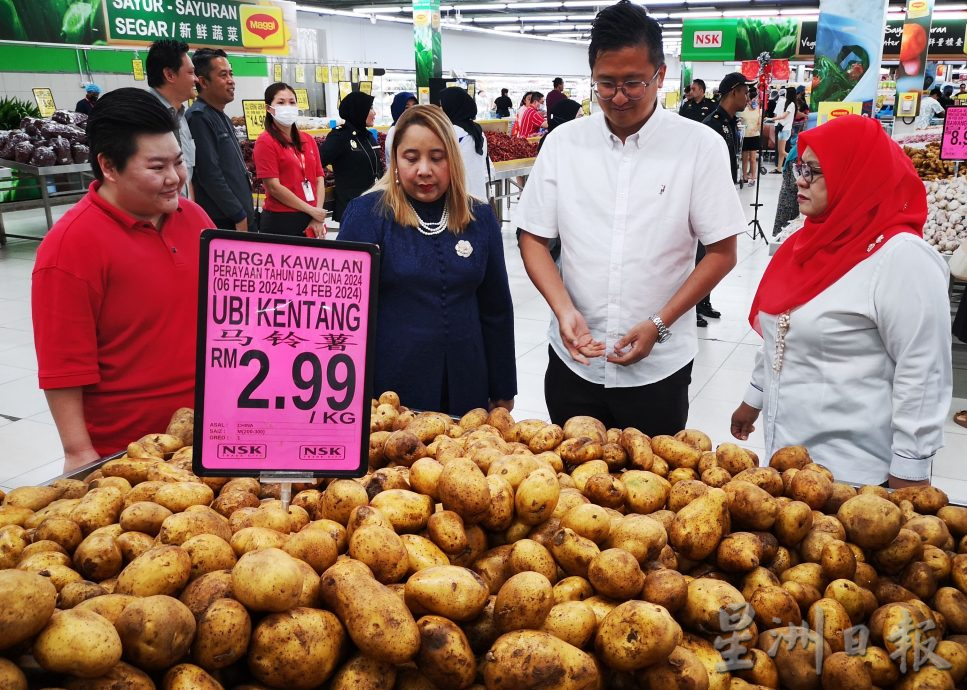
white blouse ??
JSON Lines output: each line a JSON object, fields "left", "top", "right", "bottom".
{"left": 453, "top": 124, "right": 490, "bottom": 202}
{"left": 743, "top": 233, "right": 952, "bottom": 485}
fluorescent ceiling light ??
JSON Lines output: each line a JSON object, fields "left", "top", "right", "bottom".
{"left": 493, "top": 24, "right": 525, "bottom": 30}
{"left": 458, "top": 2, "right": 508, "bottom": 8}
{"left": 935, "top": 11, "right": 967, "bottom": 18}
{"left": 531, "top": 23, "right": 575, "bottom": 30}
{"left": 518, "top": 14, "right": 570, "bottom": 20}
{"left": 722, "top": 9, "right": 778, "bottom": 16}
{"left": 472, "top": 15, "right": 522, "bottom": 21}
{"left": 669, "top": 10, "right": 721, "bottom": 18}
{"left": 565, "top": 13, "right": 595, "bottom": 19}
{"left": 661, "top": 22, "right": 683, "bottom": 28}
{"left": 351, "top": 5, "right": 403, "bottom": 12}
{"left": 779, "top": 7, "right": 820, "bottom": 15}
{"left": 561, "top": 1, "right": 606, "bottom": 6}
{"left": 506, "top": 1, "right": 563, "bottom": 7}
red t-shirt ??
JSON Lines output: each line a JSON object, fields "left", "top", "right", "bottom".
{"left": 253, "top": 130, "right": 326, "bottom": 213}
{"left": 516, "top": 106, "right": 545, "bottom": 138}
{"left": 32, "top": 182, "right": 213, "bottom": 456}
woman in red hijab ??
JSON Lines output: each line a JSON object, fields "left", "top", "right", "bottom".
{"left": 730, "top": 115, "right": 951, "bottom": 488}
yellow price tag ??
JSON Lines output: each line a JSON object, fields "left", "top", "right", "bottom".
{"left": 132, "top": 58, "right": 145, "bottom": 81}
{"left": 242, "top": 100, "right": 266, "bottom": 140}
{"left": 316, "top": 66, "right": 329, "bottom": 84}
{"left": 295, "top": 65, "right": 305, "bottom": 83}
{"left": 295, "top": 88, "right": 310, "bottom": 110}
{"left": 338, "top": 66, "right": 348, "bottom": 81}
{"left": 367, "top": 67, "right": 374, "bottom": 80}
{"left": 817, "top": 101, "right": 862, "bottom": 125}
{"left": 360, "top": 81, "right": 372, "bottom": 95}
{"left": 31, "top": 88, "right": 56, "bottom": 118}
{"left": 273, "top": 63, "right": 283, "bottom": 82}
{"left": 351, "top": 67, "right": 359, "bottom": 83}
{"left": 339, "top": 81, "right": 352, "bottom": 100}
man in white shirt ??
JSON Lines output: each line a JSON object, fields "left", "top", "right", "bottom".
{"left": 146, "top": 39, "right": 197, "bottom": 196}
{"left": 916, "top": 88, "right": 945, "bottom": 130}
{"left": 515, "top": 0, "right": 746, "bottom": 435}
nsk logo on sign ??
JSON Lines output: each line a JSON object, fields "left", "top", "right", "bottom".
{"left": 240, "top": 5, "right": 284, "bottom": 48}
{"left": 694, "top": 31, "right": 723, "bottom": 48}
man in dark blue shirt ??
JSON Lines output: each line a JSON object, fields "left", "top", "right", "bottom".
{"left": 679, "top": 79, "right": 714, "bottom": 122}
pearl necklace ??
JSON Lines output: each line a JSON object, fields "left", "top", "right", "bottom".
{"left": 772, "top": 310, "right": 791, "bottom": 373}
{"left": 408, "top": 200, "right": 449, "bottom": 236}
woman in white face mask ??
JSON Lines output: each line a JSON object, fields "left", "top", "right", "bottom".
{"left": 253, "top": 82, "right": 329, "bottom": 237}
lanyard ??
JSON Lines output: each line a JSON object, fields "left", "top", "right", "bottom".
{"left": 290, "top": 147, "right": 308, "bottom": 180}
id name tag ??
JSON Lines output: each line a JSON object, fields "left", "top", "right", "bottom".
{"left": 302, "top": 179, "right": 315, "bottom": 202}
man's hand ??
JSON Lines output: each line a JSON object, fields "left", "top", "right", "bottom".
{"left": 490, "top": 399, "right": 515, "bottom": 412}
{"left": 888, "top": 475, "right": 929, "bottom": 489}
{"left": 608, "top": 320, "right": 658, "bottom": 366}
{"left": 235, "top": 217, "right": 249, "bottom": 232}
{"left": 731, "top": 402, "right": 760, "bottom": 441}
{"left": 559, "top": 309, "right": 604, "bottom": 365}
{"left": 65, "top": 446, "right": 100, "bottom": 472}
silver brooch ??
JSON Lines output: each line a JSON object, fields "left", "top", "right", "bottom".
{"left": 866, "top": 234, "right": 885, "bottom": 253}
{"left": 455, "top": 240, "right": 473, "bottom": 258}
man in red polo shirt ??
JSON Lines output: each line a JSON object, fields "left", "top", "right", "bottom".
{"left": 33, "top": 88, "right": 213, "bottom": 468}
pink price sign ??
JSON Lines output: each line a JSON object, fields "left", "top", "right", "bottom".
{"left": 941, "top": 106, "right": 967, "bottom": 161}
{"left": 193, "top": 231, "right": 379, "bottom": 477}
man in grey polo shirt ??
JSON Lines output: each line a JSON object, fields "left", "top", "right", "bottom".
{"left": 146, "top": 39, "right": 196, "bottom": 196}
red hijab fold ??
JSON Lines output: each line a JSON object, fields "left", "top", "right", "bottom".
{"left": 748, "top": 115, "right": 926, "bottom": 333}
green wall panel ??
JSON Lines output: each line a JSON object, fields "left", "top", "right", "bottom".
{"left": 0, "top": 43, "right": 267, "bottom": 76}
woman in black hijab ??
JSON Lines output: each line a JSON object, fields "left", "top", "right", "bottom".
{"left": 439, "top": 87, "right": 489, "bottom": 200}
{"left": 319, "top": 91, "right": 384, "bottom": 222}
{"left": 538, "top": 98, "right": 581, "bottom": 152}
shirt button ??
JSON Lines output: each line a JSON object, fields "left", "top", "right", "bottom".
{"left": 172, "top": 247, "right": 178, "bottom": 253}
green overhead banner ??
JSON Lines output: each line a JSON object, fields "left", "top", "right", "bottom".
{"left": 682, "top": 16, "right": 967, "bottom": 62}
{"left": 0, "top": 0, "right": 298, "bottom": 55}
{"left": 412, "top": 0, "right": 442, "bottom": 89}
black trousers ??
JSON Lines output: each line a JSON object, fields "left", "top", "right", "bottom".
{"left": 544, "top": 346, "right": 692, "bottom": 436}
{"left": 260, "top": 210, "right": 312, "bottom": 237}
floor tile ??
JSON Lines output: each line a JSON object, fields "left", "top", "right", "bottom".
{"left": 5, "top": 458, "right": 67, "bottom": 489}
{"left": 0, "top": 419, "right": 65, "bottom": 484}
{"left": 0, "top": 343, "right": 37, "bottom": 371}
{"left": 0, "top": 374, "right": 49, "bottom": 418}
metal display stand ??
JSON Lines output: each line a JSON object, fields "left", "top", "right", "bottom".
{"left": 0, "top": 159, "right": 93, "bottom": 245}
{"left": 488, "top": 157, "right": 535, "bottom": 223}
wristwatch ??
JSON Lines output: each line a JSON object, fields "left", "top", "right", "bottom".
{"left": 649, "top": 315, "right": 672, "bottom": 344}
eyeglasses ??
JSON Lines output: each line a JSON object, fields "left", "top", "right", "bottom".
{"left": 792, "top": 163, "right": 823, "bottom": 185}
{"left": 592, "top": 68, "right": 662, "bottom": 102}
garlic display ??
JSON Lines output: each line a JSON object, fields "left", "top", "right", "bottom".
{"left": 924, "top": 178, "right": 967, "bottom": 254}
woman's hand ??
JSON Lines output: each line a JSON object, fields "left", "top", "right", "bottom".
{"left": 490, "top": 399, "right": 515, "bottom": 412}
{"left": 731, "top": 402, "right": 761, "bottom": 441}
{"left": 306, "top": 206, "right": 328, "bottom": 224}
{"left": 307, "top": 220, "right": 327, "bottom": 239}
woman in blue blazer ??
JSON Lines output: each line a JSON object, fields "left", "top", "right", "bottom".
{"left": 339, "top": 105, "right": 517, "bottom": 415}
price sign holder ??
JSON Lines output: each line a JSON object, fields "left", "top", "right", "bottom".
{"left": 193, "top": 230, "right": 380, "bottom": 507}
{"left": 941, "top": 106, "right": 967, "bottom": 167}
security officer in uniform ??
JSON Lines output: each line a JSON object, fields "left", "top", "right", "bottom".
{"left": 678, "top": 79, "right": 714, "bottom": 122}
{"left": 702, "top": 72, "right": 753, "bottom": 184}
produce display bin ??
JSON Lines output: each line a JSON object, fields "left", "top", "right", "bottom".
{"left": 488, "top": 157, "right": 535, "bottom": 223}
{"left": 0, "top": 158, "right": 93, "bottom": 244}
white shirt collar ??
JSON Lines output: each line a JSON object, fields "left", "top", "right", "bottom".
{"left": 598, "top": 99, "right": 666, "bottom": 149}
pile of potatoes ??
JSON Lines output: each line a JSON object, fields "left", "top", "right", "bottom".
{"left": 3, "top": 397, "right": 967, "bottom": 690}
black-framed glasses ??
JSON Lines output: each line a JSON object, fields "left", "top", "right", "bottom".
{"left": 793, "top": 163, "right": 823, "bottom": 185}
{"left": 592, "top": 68, "right": 662, "bottom": 101}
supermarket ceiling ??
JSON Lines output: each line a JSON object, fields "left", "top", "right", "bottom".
{"left": 296, "top": 1, "right": 933, "bottom": 43}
